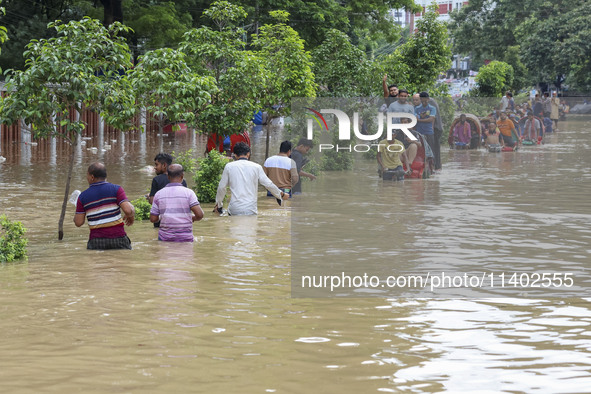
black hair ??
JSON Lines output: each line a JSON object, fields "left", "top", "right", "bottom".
{"left": 297, "top": 138, "right": 314, "bottom": 148}
{"left": 88, "top": 162, "right": 107, "bottom": 179}
{"left": 419, "top": 91, "right": 429, "bottom": 98}
{"left": 154, "top": 153, "right": 173, "bottom": 166}
{"left": 388, "top": 84, "right": 398, "bottom": 90}
{"left": 233, "top": 142, "right": 250, "bottom": 157}
{"left": 398, "top": 89, "right": 409, "bottom": 96}
{"left": 279, "top": 140, "right": 292, "bottom": 153}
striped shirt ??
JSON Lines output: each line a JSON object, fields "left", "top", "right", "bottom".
{"left": 76, "top": 181, "right": 128, "bottom": 239}
{"left": 263, "top": 155, "right": 298, "bottom": 189}
{"left": 150, "top": 183, "right": 200, "bottom": 242}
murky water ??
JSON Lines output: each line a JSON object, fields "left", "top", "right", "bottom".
{"left": 1, "top": 118, "right": 591, "bottom": 392}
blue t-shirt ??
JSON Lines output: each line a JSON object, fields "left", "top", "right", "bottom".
{"left": 414, "top": 104, "right": 436, "bottom": 135}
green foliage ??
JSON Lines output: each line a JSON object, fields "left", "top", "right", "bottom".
{"left": 378, "top": 4, "right": 451, "bottom": 95}
{"left": 345, "top": 0, "right": 421, "bottom": 52}
{"left": 131, "top": 198, "right": 152, "bottom": 221}
{"left": 126, "top": 2, "right": 192, "bottom": 51}
{"left": 503, "top": 46, "right": 527, "bottom": 93}
{"left": 171, "top": 149, "right": 198, "bottom": 175}
{"left": 204, "top": 0, "right": 248, "bottom": 30}
{"left": 474, "top": 61, "right": 514, "bottom": 98}
{"left": 0, "top": 0, "right": 88, "bottom": 71}
{"left": 0, "top": 1, "right": 7, "bottom": 63}
{"left": 436, "top": 96, "right": 455, "bottom": 143}
{"left": 0, "top": 18, "right": 137, "bottom": 240}
{"left": 517, "top": 1, "right": 591, "bottom": 90}
{"left": 252, "top": 10, "right": 316, "bottom": 117}
{"left": 394, "top": 4, "right": 451, "bottom": 93}
{"left": 449, "top": 0, "right": 531, "bottom": 66}
{"left": 312, "top": 29, "right": 371, "bottom": 97}
{"left": 0, "top": 215, "right": 28, "bottom": 263}
{"left": 128, "top": 47, "right": 216, "bottom": 131}
{"left": 321, "top": 133, "right": 354, "bottom": 171}
{"left": 194, "top": 149, "right": 230, "bottom": 203}
{"left": 180, "top": 1, "right": 266, "bottom": 136}
{"left": 450, "top": 0, "right": 591, "bottom": 90}
{"left": 0, "top": 18, "right": 136, "bottom": 138}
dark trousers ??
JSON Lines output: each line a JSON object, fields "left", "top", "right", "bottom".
{"left": 501, "top": 134, "right": 516, "bottom": 147}
{"left": 433, "top": 128, "right": 442, "bottom": 170}
{"left": 87, "top": 236, "right": 132, "bottom": 250}
{"left": 422, "top": 133, "right": 435, "bottom": 157}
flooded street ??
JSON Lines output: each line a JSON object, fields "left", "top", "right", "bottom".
{"left": 1, "top": 117, "right": 591, "bottom": 392}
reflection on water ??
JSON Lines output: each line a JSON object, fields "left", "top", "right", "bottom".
{"left": 1, "top": 119, "right": 591, "bottom": 391}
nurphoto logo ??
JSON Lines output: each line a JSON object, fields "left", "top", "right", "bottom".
{"left": 305, "top": 107, "right": 418, "bottom": 153}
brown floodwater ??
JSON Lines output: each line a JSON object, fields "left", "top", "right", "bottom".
{"left": 1, "top": 118, "right": 590, "bottom": 392}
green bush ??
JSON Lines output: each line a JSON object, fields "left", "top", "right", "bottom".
{"left": 171, "top": 149, "right": 198, "bottom": 174}
{"left": 0, "top": 215, "right": 28, "bottom": 262}
{"left": 474, "top": 61, "right": 514, "bottom": 97}
{"left": 194, "top": 149, "right": 230, "bottom": 203}
{"left": 321, "top": 132, "right": 354, "bottom": 171}
{"left": 131, "top": 198, "right": 152, "bottom": 220}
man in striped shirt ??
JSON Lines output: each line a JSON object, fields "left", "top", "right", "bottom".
{"left": 263, "top": 140, "right": 299, "bottom": 197}
{"left": 149, "top": 164, "right": 204, "bottom": 242}
{"left": 75, "top": 162, "right": 135, "bottom": 250}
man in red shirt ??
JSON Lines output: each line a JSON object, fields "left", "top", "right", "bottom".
{"left": 75, "top": 162, "right": 135, "bottom": 250}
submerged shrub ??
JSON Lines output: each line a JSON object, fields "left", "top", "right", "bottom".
{"left": 0, "top": 215, "right": 28, "bottom": 262}
{"left": 194, "top": 150, "right": 230, "bottom": 203}
{"left": 131, "top": 198, "right": 152, "bottom": 220}
{"left": 171, "top": 149, "right": 198, "bottom": 175}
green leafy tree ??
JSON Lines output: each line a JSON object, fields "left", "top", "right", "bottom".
{"left": 0, "top": 1, "right": 7, "bottom": 61}
{"left": 186, "top": 0, "right": 419, "bottom": 50}
{"left": 179, "top": 1, "right": 267, "bottom": 147}
{"left": 252, "top": 10, "right": 316, "bottom": 158}
{"left": 128, "top": 47, "right": 217, "bottom": 134}
{"left": 517, "top": 1, "right": 591, "bottom": 91}
{"left": 0, "top": 0, "right": 87, "bottom": 71}
{"left": 124, "top": 2, "right": 193, "bottom": 59}
{"left": 377, "top": 3, "right": 451, "bottom": 95}
{"left": 394, "top": 3, "right": 451, "bottom": 93}
{"left": 312, "top": 29, "right": 371, "bottom": 97}
{"left": 473, "top": 60, "right": 514, "bottom": 97}
{"left": 503, "top": 45, "right": 527, "bottom": 93}
{"left": 194, "top": 149, "right": 229, "bottom": 203}
{"left": 0, "top": 215, "right": 28, "bottom": 262}
{"left": 0, "top": 18, "right": 136, "bottom": 240}
{"left": 252, "top": 10, "right": 316, "bottom": 115}
{"left": 448, "top": 0, "right": 536, "bottom": 67}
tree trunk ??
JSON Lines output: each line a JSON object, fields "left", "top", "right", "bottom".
{"left": 58, "top": 136, "right": 78, "bottom": 240}
{"left": 99, "top": 0, "right": 123, "bottom": 25}
{"left": 265, "top": 125, "right": 270, "bottom": 160}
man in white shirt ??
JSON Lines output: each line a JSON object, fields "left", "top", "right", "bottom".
{"left": 214, "top": 142, "right": 288, "bottom": 216}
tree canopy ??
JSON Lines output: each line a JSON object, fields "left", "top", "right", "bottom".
{"left": 0, "top": 0, "right": 421, "bottom": 71}
{"left": 0, "top": 18, "right": 137, "bottom": 240}
{"left": 449, "top": 0, "right": 591, "bottom": 90}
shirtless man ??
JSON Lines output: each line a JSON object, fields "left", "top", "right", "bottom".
{"left": 483, "top": 121, "right": 501, "bottom": 151}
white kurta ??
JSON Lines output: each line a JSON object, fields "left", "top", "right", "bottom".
{"left": 216, "top": 159, "right": 282, "bottom": 215}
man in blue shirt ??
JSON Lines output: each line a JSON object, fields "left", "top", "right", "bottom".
{"left": 414, "top": 91, "right": 436, "bottom": 156}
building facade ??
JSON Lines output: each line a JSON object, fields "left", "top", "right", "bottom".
{"left": 393, "top": 0, "right": 469, "bottom": 31}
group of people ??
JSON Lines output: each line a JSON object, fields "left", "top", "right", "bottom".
{"left": 480, "top": 90, "right": 566, "bottom": 150}
{"left": 451, "top": 89, "right": 568, "bottom": 152}
{"left": 74, "top": 139, "right": 317, "bottom": 249}
{"left": 378, "top": 75, "right": 444, "bottom": 178}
